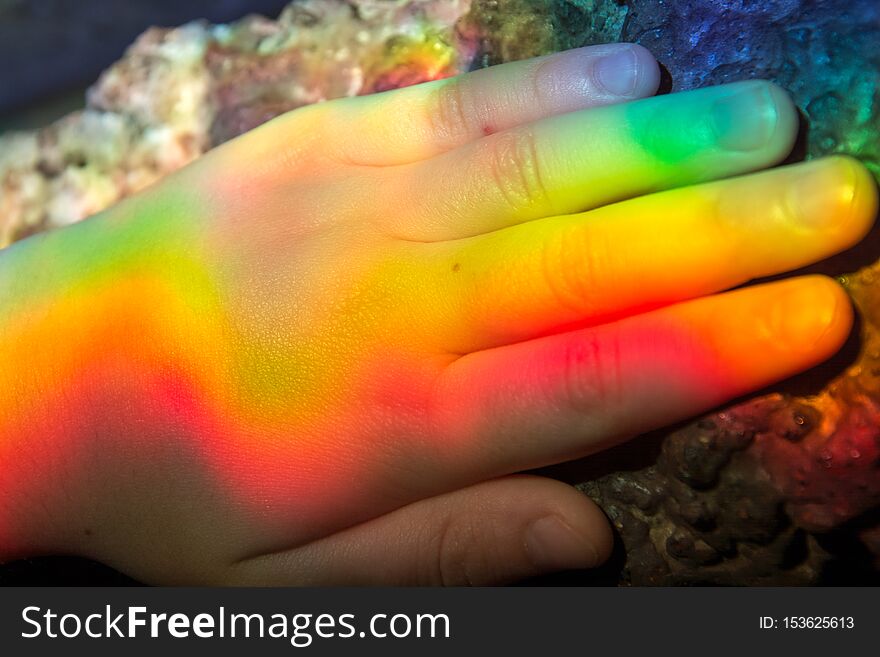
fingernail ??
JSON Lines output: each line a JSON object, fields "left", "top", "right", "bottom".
{"left": 524, "top": 515, "right": 599, "bottom": 571}
{"left": 765, "top": 279, "right": 840, "bottom": 352}
{"left": 594, "top": 47, "right": 639, "bottom": 97}
{"left": 789, "top": 158, "right": 858, "bottom": 228}
{"left": 710, "top": 82, "right": 779, "bottom": 151}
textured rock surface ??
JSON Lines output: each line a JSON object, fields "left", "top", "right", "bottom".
{"left": 585, "top": 0, "right": 880, "bottom": 586}
{"left": 0, "top": 0, "right": 878, "bottom": 585}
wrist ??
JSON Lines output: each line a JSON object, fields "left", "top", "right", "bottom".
{"left": 0, "top": 216, "right": 112, "bottom": 561}
{"left": 0, "top": 191, "right": 190, "bottom": 562}
{"left": 0, "top": 172, "right": 235, "bottom": 564}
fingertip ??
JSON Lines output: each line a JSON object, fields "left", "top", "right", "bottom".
{"left": 840, "top": 154, "right": 879, "bottom": 239}
{"left": 590, "top": 43, "right": 660, "bottom": 100}
{"left": 742, "top": 274, "right": 854, "bottom": 368}
{"left": 672, "top": 276, "right": 854, "bottom": 405}
{"left": 622, "top": 79, "right": 801, "bottom": 179}
{"left": 794, "top": 274, "right": 854, "bottom": 361}
{"left": 786, "top": 155, "right": 878, "bottom": 247}
{"left": 525, "top": 515, "right": 600, "bottom": 571}
{"left": 565, "top": 488, "right": 615, "bottom": 566}
{"left": 520, "top": 477, "right": 613, "bottom": 571}
{"left": 708, "top": 80, "right": 798, "bottom": 161}
{"left": 761, "top": 80, "right": 800, "bottom": 163}
{"left": 628, "top": 43, "right": 662, "bottom": 98}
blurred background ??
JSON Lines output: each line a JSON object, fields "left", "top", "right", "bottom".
{"left": 0, "top": 0, "right": 291, "bottom": 131}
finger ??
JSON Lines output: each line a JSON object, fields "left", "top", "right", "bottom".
{"left": 227, "top": 475, "right": 611, "bottom": 585}
{"left": 429, "top": 276, "right": 852, "bottom": 476}
{"left": 322, "top": 43, "right": 660, "bottom": 166}
{"left": 387, "top": 79, "right": 799, "bottom": 240}
{"left": 433, "top": 156, "right": 876, "bottom": 352}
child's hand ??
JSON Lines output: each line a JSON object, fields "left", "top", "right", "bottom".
{"left": 0, "top": 44, "right": 875, "bottom": 584}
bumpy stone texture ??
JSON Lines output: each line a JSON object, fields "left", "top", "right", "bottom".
{"left": 588, "top": 0, "right": 880, "bottom": 586}
{"left": 0, "top": 0, "right": 878, "bottom": 585}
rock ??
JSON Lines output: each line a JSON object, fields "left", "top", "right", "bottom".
{"left": 0, "top": 0, "right": 878, "bottom": 585}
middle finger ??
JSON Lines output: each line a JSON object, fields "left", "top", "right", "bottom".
{"left": 428, "top": 156, "right": 876, "bottom": 353}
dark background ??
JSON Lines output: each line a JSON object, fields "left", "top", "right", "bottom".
{"left": 0, "top": 0, "right": 292, "bottom": 131}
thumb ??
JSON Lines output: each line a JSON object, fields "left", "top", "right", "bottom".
{"left": 228, "top": 475, "right": 613, "bottom": 585}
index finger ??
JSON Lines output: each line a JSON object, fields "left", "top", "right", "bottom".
{"left": 321, "top": 43, "right": 660, "bottom": 166}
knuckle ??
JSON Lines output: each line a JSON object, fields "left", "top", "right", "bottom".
{"left": 427, "top": 78, "right": 474, "bottom": 146}
{"left": 560, "top": 330, "right": 623, "bottom": 415}
{"left": 431, "top": 515, "right": 484, "bottom": 586}
{"left": 250, "top": 101, "right": 332, "bottom": 171}
{"left": 540, "top": 224, "right": 607, "bottom": 317}
{"left": 485, "top": 128, "right": 550, "bottom": 214}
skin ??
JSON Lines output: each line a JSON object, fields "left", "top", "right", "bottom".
{"left": 0, "top": 43, "right": 876, "bottom": 585}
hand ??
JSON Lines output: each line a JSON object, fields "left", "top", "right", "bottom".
{"left": 0, "top": 44, "right": 875, "bottom": 584}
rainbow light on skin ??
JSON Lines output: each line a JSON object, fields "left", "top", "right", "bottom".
{"left": 627, "top": 83, "right": 782, "bottom": 167}
{"left": 0, "top": 183, "right": 458, "bottom": 555}
{"left": 0, "top": 86, "right": 866, "bottom": 564}
{"left": 438, "top": 156, "right": 862, "bottom": 351}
